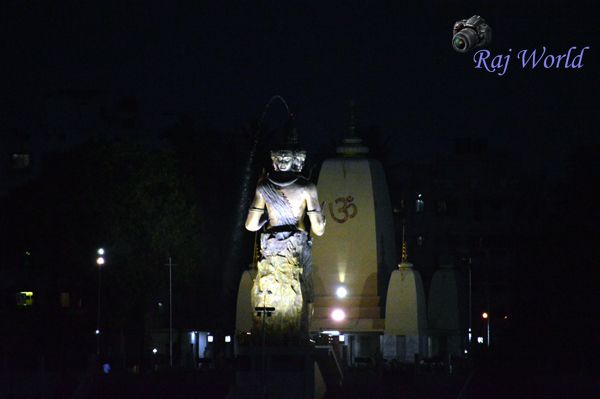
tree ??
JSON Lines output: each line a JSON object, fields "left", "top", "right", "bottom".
{"left": 5, "top": 138, "right": 209, "bottom": 363}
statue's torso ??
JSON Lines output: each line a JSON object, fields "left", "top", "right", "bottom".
{"left": 259, "top": 175, "right": 311, "bottom": 231}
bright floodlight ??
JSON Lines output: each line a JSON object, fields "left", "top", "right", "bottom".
{"left": 331, "top": 309, "right": 346, "bottom": 322}
{"left": 482, "top": 312, "right": 489, "bottom": 319}
{"left": 96, "top": 257, "right": 105, "bottom": 265}
{"left": 336, "top": 286, "right": 347, "bottom": 298}
{"left": 97, "top": 248, "right": 105, "bottom": 255}
{"left": 95, "top": 329, "right": 100, "bottom": 335}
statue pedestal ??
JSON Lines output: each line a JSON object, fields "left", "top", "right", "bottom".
{"left": 229, "top": 344, "right": 338, "bottom": 399}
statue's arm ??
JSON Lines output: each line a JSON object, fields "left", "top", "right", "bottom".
{"left": 305, "top": 183, "right": 326, "bottom": 236}
{"left": 245, "top": 189, "right": 267, "bottom": 231}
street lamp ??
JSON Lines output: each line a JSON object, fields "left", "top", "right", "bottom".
{"left": 96, "top": 248, "right": 105, "bottom": 357}
{"left": 482, "top": 312, "right": 490, "bottom": 347}
{"left": 255, "top": 305, "right": 275, "bottom": 397}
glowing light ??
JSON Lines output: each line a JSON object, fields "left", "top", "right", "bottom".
{"left": 97, "top": 248, "right": 105, "bottom": 255}
{"left": 246, "top": 332, "right": 252, "bottom": 335}
{"left": 464, "top": 349, "right": 468, "bottom": 354}
{"left": 225, "top": 335, "right": 231, "bottom": 343}
{"left": 336, "top": 286, "right": 347, "bottom": 298}
{"left": 17, "top": 291, "right": 34, "bottom": 306}
{"left": 322, "top": 330, "right": 340, "bottom": 336}
{"left": 96, "top": 257, "right": 105, "bottom": 265}
{"left": 504, "top": 315, "right": 508, "bottom": 320}
{"left": 477, "top": 337, "right": 484, "bottom": 344}
{"left": 482, "top": 312, "right": 489, "bottom": 319}
{"left": 331, "top": 309, "right": 346, "bottom": 322}
{"left": 339, "top": 335, "right": 345, "bottom": 342}
{"left": 190, "top": 332, "right": 196, "bottom": 344}
{"left": 208, "top": 335, "right": 214, "bottom": 343}
{"left": 95, "top": 329, "right": 100, "bottom": 335}
{"left": 152, "top": 348, "right": 158, "bottom": 354}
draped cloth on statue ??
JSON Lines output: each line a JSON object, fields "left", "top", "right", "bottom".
{"left": 258, "top": 178, "right": 299, "bottom": 226}
{"left": 252, "top": 180, "right": 314, "bottom": 338}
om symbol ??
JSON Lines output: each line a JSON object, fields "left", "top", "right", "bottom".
{"left": 329, "top": 196, "right": 358, "bottom": 223}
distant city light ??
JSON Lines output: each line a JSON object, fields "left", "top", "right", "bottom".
{"left": 97, "top": 248, "right": 105, "bottom": 256}
{"left": 482, "top": 312, "right": 489, "bottom": 319}
{"left": 158, "top": 302, "right": 163, "bottom": 307}
{"left": 208, "top": 335, "right": 214, "bottom": 343}
{"left": 96, "top": 257, "right": 105, "bottom": 265}
{"left": 190, "top": 332, "right": 196, "bottom": 344}
{"left": 331, "top": 309, "right": 346, "bottom": 322}
{"left": 225, "top": 335, "right": 231, "bottom": 343}
{"left": 504, "top": 315, "right": 508, "bottom": 320}
{"left": 464, "top": 349, "right": 468, "bottom": 354}
{"left": 339, "top": 335, "right": 345, "bottom": 342}
{"left": 336, "top": 286, "right": 348, "bottom": 298}
{"left": 477, "top": 337, "right": 484, "bottom": 344}
{"left": 95, "top": 329, "right": 100, "bottom": 335}
{"left": 246, "top": 332, "right": 252, "bottom": 335}
{"left": 152, "top": 348, "right": 158, "bottom": 354}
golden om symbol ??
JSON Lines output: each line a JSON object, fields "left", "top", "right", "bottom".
{"left": 329, "top": 196, "right": 358, "bottom": 223}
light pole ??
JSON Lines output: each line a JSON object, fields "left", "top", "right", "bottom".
{"left": 96, "top": 248, "right": 106, "bottom": 357}
{"left": 468, "top": 257, "right": 472, "bottom": 352}
{"left": 482, "top": 312, "right": 490, "bottom": 347}
{"left": 165, "top": 257, "right": 176, "bottom": 368}
{"left": 255, "top": 303, "right": 275, "bottom": 398}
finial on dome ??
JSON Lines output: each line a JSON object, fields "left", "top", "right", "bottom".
{"left": 336, "top": 100, "right": 369, "bottom": 157}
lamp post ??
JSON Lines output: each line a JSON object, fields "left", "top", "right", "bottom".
{"left": 96, "top": 248, "right": 105, "bottom": 357}
{"left": 165, "top": 257, "right": 176, "bottom": 368}
{"left": 482, "top": 312, "right": 490, "bottom": 347}
{"left": 255, "top": 304, "right": 275, "bottom": 397}
{"left": 468, "top": 257, "right": 472, "bottom": 352}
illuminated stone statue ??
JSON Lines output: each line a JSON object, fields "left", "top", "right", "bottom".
{"left": 245, "top": 147, "right": 326, "bottom": 338}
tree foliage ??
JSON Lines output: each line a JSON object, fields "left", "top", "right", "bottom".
{"left": 7, "top": 138, "right": 207, "bottom": 328}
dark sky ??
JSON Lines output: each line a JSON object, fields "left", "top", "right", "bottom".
{"left": 2, "top": 1, "right": 598, "bottom": 171}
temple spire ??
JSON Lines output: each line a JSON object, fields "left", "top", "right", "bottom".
{"left": 401, "top": 223, "right": 408, "bottom": 263}
{"left": 348, "top": 99, "right": 358, "bottom": 138}
{"left": 336, "top": 99, "right": 369, "bottom": 157}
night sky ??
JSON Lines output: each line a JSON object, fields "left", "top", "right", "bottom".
{"left": 3, "top": 1, "right": 598, "bottom": 170}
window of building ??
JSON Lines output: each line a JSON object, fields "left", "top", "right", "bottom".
{"left": 417, "top": 235, "right": 424, "bottom": 247}
{"left": 437, "top": 200, "right": 447, "bottom": 214}
{"left": 11, "top": 153, "right": 31, "bottom": 169}
{"left": 17, "top": 291, "right": 33, "bottom": 306}
{"left": 60, "top": 292, "right": 70, "bottom": 308}
{"left": 416, "top": 194, "right": 424, "bottom": 213}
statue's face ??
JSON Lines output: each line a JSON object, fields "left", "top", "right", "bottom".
{"left": 291, "top": 151, "right": 306, "bottom": 172}
{"left": 271, "top": 150, "right": 294, "bottom": 172}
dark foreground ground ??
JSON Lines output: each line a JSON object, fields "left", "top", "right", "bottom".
{"left": 2, "top": 354, "right": 599, "bottom": 398}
